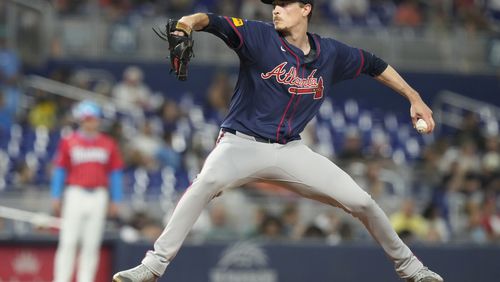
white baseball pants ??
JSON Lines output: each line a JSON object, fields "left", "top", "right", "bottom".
{"left": 53, "top": 186, "right": 108, "bottom": 282}
{"left": 142, "top": 131, "right": 423, "bottom": 279}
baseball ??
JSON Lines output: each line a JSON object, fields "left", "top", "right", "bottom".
{"left": 415, "top": 119, "right": 428, "bottom": 133}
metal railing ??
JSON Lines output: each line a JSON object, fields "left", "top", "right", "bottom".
{"left": 434, "top": 90, "right": 500, "bottom": 135}
{"left": 22, "top": 75, "right": 145, "bottom": 120}
{"left": 52, "top": 17, "right": 496, "bottom": 74}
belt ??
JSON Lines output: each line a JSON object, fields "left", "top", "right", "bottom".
{"left": 220, "top": 127, "right": 300, "bottom": 144}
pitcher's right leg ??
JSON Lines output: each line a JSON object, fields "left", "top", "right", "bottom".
{"left": 141, "top": 169, "right": 238, "bottom": 275}
{"left": 114, "top": 134, "right": 261, "bottom": 281}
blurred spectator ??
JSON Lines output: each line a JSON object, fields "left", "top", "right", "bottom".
{"left": 70, "top": 71, "right": 92, "bottom": 90}
{"left": 482, "top": 135, "right": 500, "bottom": 182}
{"left": 99, "top": 0, "right": 133, "bottom": 21}
{"left": 215, "top": 0, "right": 239, "bottom": 16}
{"left": 39, "top": 0, "right": 495, "bottom": 30}
{"left": 120, "top": 210, "right": 163, "bottom": 243}
{"left": 358, "top": 161, "right": 399, "bottom": 213}
{"left": 302, "top": 224, "right": 326, "bottom": 241}
{"left": 12, "top": 160, "right": 36, "bottom": 187}
{"left": 390, "top": 199, "right": 428, "bottom": 242}
{"left": 127, "top": 121, "right": 163, "bottom": 170}
{"left": 331, "top": 0, "right": 369, "bottom": 16}
{"left": 203, "top": 204, "right": 237, "bottom": 241}
{"left": 0, "top": 33, "right": 20, "bottom": 86}
{"left": 240, "top": 0, "right": 269, "bottom": 20}
{"left": 394, "top": 0, "right": 423, "bottom": 27}
{"left": 462, "top": 201, "right": 488, "bottom": 244}
{"left": 314, "top": 211, "right": 354, "bottom": 244}
{"left": 439, "top": 139, "right": 481, "bottom": 176}
{"left": 281, "top": 203, "right": 304, "bottom": 240}
{"left": 460, "top": 172, "right": 483, "bottom": 202}
{"left": 204, "top": 72, "right": 232, "bottom": 125}
{"left": 454, "top": 0, "right": 490, "bottom": 31}
{"left": 422, "top": 203, "right": 450, "bottom": 243}
{"left": 140, "top": 221, "right": 164, "bottom": 242}
{"left": 257, "top": 215, "right": 284, "bottom": 241}
{"left": 158, "top": 99, "right": 182, "bottom": 134}
{"left": 28, "top": 95, "right": 58, "bottom": 130}
{"left": 425, "top": 0, "right": 452, "bottom": 29}
{"left": 168, "top": 0, "right": 194, "bottom": 15}
{"left": 415, "top": 145, "right": 444, "bottom": 189}
{"left": 107, "top": 120, "right": 127, "bottom": 152}
{"left": 244, "top": 206, "right": 267, "bottom": 238}
{"left": 93, "top": 79, "right": 114, "bottom": 97}
{"left": 338, "top": 129, "right": 363, "bottom": 162}
{"left": 51, "top": 0, "right": 90, "bottom": 15}
{"left": 0, "top": 90, "right": 13, "bottom": 130}
{"left": 0, "top": 34, "right": 21, "bottom": 121}
{"left": 156, "top": 132, "right": 182, "bottom": 170}
{"left": 487, "top": 0, "right": 500, "bottom": 24}
{"left": 481, "top": 196, "right": 500, "bottom": 242}
{"left": 112, "top": 66, "right": 152, "bottom": 116}
{"left": 454, "top": 112, "right": 485, "bottom": 149}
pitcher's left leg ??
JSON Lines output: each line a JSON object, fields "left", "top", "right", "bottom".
{"left": 274, "top": 142, "right": 436, "bottom": 280}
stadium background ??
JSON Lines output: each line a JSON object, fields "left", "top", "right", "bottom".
{"left": 0, "top": 0, "right": 500, "bottom": 281}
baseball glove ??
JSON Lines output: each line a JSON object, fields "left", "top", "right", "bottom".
{"left": 153, "top": 19, "right": 194, "bottom": 81}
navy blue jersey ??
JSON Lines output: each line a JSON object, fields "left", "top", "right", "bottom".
{"left": 203, "top": 14, "right": 367, "bottom": 144}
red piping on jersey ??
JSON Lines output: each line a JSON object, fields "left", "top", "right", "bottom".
{"left": 277, "top": 37, "right": 301, "bottom": 143}
{"left": 288, "top": 95, "right": 302, "bottom": 135}
{"left": 355, "top": 48, "right": 365, "bottom": 77}
{"left": 224, "top": 17, "right": 244, "bottom": 50}
{"left": 312, "top": 34, "right": 321, "bottom": 60}
{"left": 216, "top": 130, "right": 225, "bottom": 145}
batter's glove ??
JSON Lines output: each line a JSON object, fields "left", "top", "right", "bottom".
{"left": 153, "top": 19, "right": 194, "bottom": 81}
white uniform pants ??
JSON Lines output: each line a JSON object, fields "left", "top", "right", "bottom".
{"left": 142, "top": 131, "right": 423, "bottom": 279}
{"left": 53, "top": 186, "right": 108, "bottom": 282}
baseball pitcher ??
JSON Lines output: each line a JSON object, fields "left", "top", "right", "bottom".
{"left": 114, "top": 1, "right": 443, "bottom": 281}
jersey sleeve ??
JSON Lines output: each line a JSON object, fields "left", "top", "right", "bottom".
{"left": 54, "top": 138, "right": 71, "bottom": 169}
{"left": 108, "top": 140, "right": 124, "bottom": 171}
{"left": 202, "top": 13, "right": 270, "bottom": 60}
{"left": 331, "top": 40, "right": 366, "bottom": 82}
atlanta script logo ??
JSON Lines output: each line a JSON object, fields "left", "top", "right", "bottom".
{"left": 261, "top": 62, "right": 324, "bottom": 99}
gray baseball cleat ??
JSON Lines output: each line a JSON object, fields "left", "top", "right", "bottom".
{"left": 112, "top": 264, "right": 158, "bottom": 282}
{"left": 407, "top": 266, "right": 443, "bottom": 282}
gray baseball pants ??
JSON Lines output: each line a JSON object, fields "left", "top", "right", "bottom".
{"left": 142, "top": 130, "right": 423, "bottom": 279}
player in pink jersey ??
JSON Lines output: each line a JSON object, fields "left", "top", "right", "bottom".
{"left": 51, "top": 100, "right": 124, "bottom": 282}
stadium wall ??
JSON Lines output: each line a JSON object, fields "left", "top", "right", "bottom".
{"left": 1, "top": 238, "right": 499, "bottom": 282}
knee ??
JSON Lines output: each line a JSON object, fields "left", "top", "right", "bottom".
{"left": 189, "top": 173, "right": 228, "bottom": 197}
{"left": 349, "top": 194, "right": 375, "bottom": 215}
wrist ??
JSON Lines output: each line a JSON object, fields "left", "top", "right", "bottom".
{"left": 179, "top": 13, "right": 209, "bottom": 31}
{"left": 406, "top": 91, "right": 422, "bottom": 104}
{"left": 175, "top": 20, "right": 193, "bottom": 35}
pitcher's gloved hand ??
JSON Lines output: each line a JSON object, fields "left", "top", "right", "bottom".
{"left": 153, "top": 19, "right": 194, "bottom": 81}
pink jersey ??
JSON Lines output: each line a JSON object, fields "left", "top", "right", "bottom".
{"left": 54, "top": 132, "right": 123, "bottom": 188}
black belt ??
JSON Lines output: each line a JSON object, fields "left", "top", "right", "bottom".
{"left": 221, "top": 128, "right": 301, "bottom": 144}
{"left": 221, "top": 128, "right": 277, "bottom": 143}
